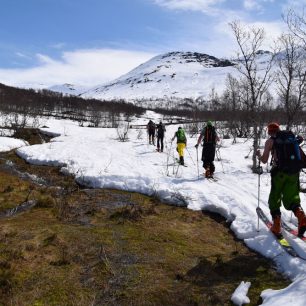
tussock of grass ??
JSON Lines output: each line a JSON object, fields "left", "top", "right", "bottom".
{"left": 36, "top": 195, "right": 55, "bottom": 208}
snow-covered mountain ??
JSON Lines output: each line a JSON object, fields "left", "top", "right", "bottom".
{"left": 80, "top": 51, "right": 237, "bottom": 105}
{"left": 47, "top": 50, "right": 279, "bottom": 108}
{"left": 48, "top": 83, "right": 88, "bottom": 96}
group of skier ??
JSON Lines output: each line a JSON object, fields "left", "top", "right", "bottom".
{"left": 147, "top": 118, "right": 306, "bottom": 240}
{"left": 147, "top": 120, "right": 166, "bottom": 152}
{"left": 147, "top": 119, "right": 220, "bottom": 176}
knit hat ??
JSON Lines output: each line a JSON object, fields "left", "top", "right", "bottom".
{"left": 267, "top": 122, "right": 280, "bottom": 134}
{"left": 207, "top": 121, "right": 212, "bottom": 126}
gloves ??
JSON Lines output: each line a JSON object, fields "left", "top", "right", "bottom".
{"left": 297, "top": 135, "right": 304, "bottom": 144}
{"left": 195, "top": 144, "right": 199, "bottom": 148}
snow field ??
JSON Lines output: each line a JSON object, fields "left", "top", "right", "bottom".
{"left": 1, "top": 115, "right": 305, "bottom": 305}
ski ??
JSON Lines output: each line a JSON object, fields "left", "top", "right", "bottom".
{"left": 175, "top": 158, "right": 187, "bottom": 167}
{"left": 201, "top": 173, "right": 218, "bottom": 182}
{"left": 256, "top": 207, "right": 300, "bottom": 258}
{"left": 281, "top": 220, "right": 306, "bottom": 242}
{"left": 207, "top": 177, "right": 218, "bottom": 182}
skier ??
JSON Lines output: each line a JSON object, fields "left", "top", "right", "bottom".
{"left": 256, "top": 122, "right": 306, "bottom": 238}
{"left": 195, "top": 121, "right": 219, "bottom": 178}
{"left": 147, "top": 120, "right": 156, "bottom": 145}
{"left": 172, "top": 127, "right": 187, "bottom": 165}
{"left": 156, "top": 121, "right": 166, "bottom": 152}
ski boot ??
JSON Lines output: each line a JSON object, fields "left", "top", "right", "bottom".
{"left": 205, "top": 167, "right": 211, "bottom": 178}
{"left": 179, "top": 156, "right": 184, "bottom": 165}
{"left": 271, "top": 215, "right": 282, "bottom": 238}
{"left": 294, "top": 206, "right": 306, "bottom": 237}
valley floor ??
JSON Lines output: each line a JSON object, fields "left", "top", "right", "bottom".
{"left": 1, "top": 114, "right": 306, "bottom": 305}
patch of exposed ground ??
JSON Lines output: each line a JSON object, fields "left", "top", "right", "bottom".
{"left": 0, "top": 128, "right": 290, "bottom": 306}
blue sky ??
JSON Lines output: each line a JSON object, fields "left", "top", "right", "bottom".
{"left": 0, "top": 0, "right": 305, "bottom": 87}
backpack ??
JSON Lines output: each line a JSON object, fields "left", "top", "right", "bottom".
{"left": 272, "top": 130, "right": 304, "bottom": 174}
{"left": 157, "top": 124, "right": 165, "bottom": 136}
{"left": 203, "top": 126, "right": 216, "bottom": 144}
{"left": 148, "top": 121, "right": 155, "bottom": 132}
{"left": 177, "top": 129, "right": 186, "bottom": 142}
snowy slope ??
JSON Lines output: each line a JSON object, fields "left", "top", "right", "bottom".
{"left": 79, "top": 51, "right": 281, "bottom": 107}
{"left": 48, "top": 83, "right": 88, "bottom": 96}
{"left": 9, "top": 112, "right": 306, "bottom": 305}
{"left": 80, "top": 51, "right": 237, "bottom": 104}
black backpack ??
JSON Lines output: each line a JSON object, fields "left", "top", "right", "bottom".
{"left": 203, "top": 126, "right": 216, "bottom": 144}
{"left": 157, "top": 123, "right": 165, "bottom": 136}
{"left": 272, "top": 130, "right": 304, "bottom": 174}
{"left": 148, "top": 121, "right": 155, "bottom": 132}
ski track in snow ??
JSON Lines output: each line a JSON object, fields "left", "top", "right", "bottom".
{"left": 6, "top": 115, "right": 306, "bottom": 305}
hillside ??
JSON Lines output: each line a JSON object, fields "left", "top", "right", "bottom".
{"left": 79, "top": 52, "right": 237, "bottom": 105}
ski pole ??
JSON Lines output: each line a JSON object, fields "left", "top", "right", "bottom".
{"left": 196, "top": 147, "right": 200, "bottom": 179}
{"left": 186, "top": 147, "right": 196, "bottom": 166}
{"left": 257, "top": 159, "right": 262, "bottom": 232}
{"left": 217, "top": 145, "right": 225, "bottom": 173}
{"left": 166, "top": 140, "right": 173, "bottom": 176}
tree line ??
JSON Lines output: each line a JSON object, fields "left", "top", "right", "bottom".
{"left": 0, "top": 83, "right": 145, "bottom": 129}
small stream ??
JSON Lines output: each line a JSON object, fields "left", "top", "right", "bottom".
{"left": 0, "top": 200, "right": 37, "bottom": 218}
{"left": 0, "top": 158, "right": 49, "bottom": 186}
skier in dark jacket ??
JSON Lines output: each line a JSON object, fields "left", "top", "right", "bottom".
{"left": 195, "top": 121, "right": 219, "bottom": 178}
{"left": 156, "top": 121, "right": 166, "bottom": 152}
{"left": 256, "top": 122, "right": 306, "bottom": 238}
{"left": 147, "top": 120, "right": 156, "bottom": 145}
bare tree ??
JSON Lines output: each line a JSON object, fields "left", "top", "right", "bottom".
{"left": 222, "top": 74, "right": 247, "bottom": 142}
{"left": 286, "top": 8, "right": 306, "bottom": 45}
{"left": 116, "top": 123, "right": 130, "bottom": 142}
{"left": 229, "top": 20, "right": 276, "bottom": 172}
{"left": 275, "top": 33, "right": 306, "bottom": 129}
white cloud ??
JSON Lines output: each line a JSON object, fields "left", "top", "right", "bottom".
{"left": 152, "top": 0, "right": 225, "bottom": 14}
{"left": 243, "top": 0, "right": 261, "bottom": 11}
{"left": 244, "top": 20, "right": 285, "bottom": 43}
{"left": 15, "top": 52, "right": 32, "bottom": 60}
{"left": 243, "top": 0, "right": 275, "bottom": 11}
{"left": 0, "top": 49, "right": 156, "bottom": 88}
{"left": 282, "top": 0, "right": 306, "bottom": 11}
{"left": 50, "top": 42, "right": 66, "bottom": 49}
{"left": 36, "top": 53, "right": 58, "bottom": 65}
{"left": 217, "top": 19, "right": 286, "bottom": 57}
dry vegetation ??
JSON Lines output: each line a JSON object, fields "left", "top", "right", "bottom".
{"left": 0, "top": 129, "right": 290, "bottom": 306}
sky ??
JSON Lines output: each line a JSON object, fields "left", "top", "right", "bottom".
{"left": 0, "top": 0, "right": 306, "bottom": 88}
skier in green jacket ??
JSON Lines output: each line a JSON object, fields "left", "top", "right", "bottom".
{"left": 257, "top": 122, "right": 306, "bottom": 238}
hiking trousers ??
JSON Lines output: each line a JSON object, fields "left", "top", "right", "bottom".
{"left": 177, "top": 143, "right": 186, "bottom": 158}
{"left": 157, "top": 135, "right": 164, "bottom": 152}
{"left": 202, "top": 144, "right": 216, "bottom": 172}
{"left": 269, "top": 170, "right": 300, "bottom": 213}
{"left": 148, "top": 130, "right": 155, "bottom": 145}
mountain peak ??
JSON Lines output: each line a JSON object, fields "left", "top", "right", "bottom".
{"left": 160, "top": 51, "right": 235, "bottom": 68}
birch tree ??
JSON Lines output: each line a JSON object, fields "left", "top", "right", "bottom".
{"left": 229, "top": 21, "right": 276, "bottom": 172}
{"left": 275, "top": 33, "right": 306, "bottom": 129}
